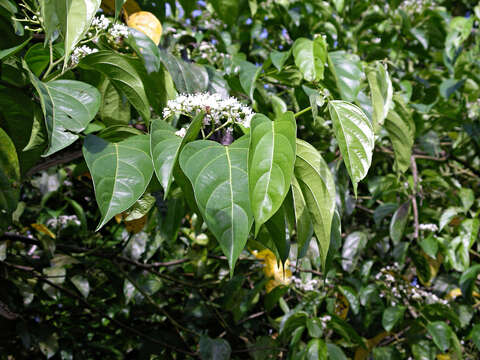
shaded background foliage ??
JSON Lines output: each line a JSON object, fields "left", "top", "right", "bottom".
{"left": 1, "top": 0, "right": 480, "bottom": 359}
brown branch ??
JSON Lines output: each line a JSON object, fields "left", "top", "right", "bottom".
{"left": 25, "top": 150, "right": 83, "bottom": 177}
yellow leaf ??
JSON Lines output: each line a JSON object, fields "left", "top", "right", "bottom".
{"left": 335, "top": 292, "right": 349, "bottom": 320}
{"left": 125, "top": 215, "right": 147, "bottom": 234}
{"left": 253, "top": 249, "right": 292, "bottom": 293}
{"left": 436, "top": 354, "right": 451, "bottom": 360}
{"left": 127, "top": 11, "right": 162, "bottom": 45}
{"left": 446, "top": 288, "right": 462, "bottom": 301}
{"left": 354, "top": 331, "right": 390, "bottom": 360}
{"left": 31, "top": 223, "right": 56, "bottom": 239}
{"left": 101, "top": 0, "right": 141, "bottom": 18}
{"left": 114, "top": 214, "right": 123, "bottom": 224}
{"left": 419, "top": 251, "right": 443, "bottom": 286}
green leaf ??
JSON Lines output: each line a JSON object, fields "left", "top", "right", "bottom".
{"left": 179, "top": 136, "right": 253, "bottom": 273}
{"left": 97, "top": 77, "right": 130, "bottom": 126}
{"left": 248, "top": 112, "right": 296, "bottom": 235}
{"left": 459, "top": 188, "right": 474, "bottom": 212}
{"left": 385, "top": 96, "right": 415, "bottom": 173}
{"left": 279, "top": 311, "right": 308, "bottom": 337}
{"left": 0, "top": 128, "right": 20, "bottom": 231}
{"left": 126, "top": 28, "right": 160, "bottom": 74}
{"left": 374, "top": 203, "right": 398, "bottom": 225}
{"left": 338, "top": 285, "right": 359, "bottom": 314}
{"left": 209, "top": 0, "right": 239, "bottom": 26}
{"left": 291, "top": 176, "right": 313, "bottom": 257}
{"left": 382, "top": 306, "right": 406, "bottom": 331}
{"left": 40, "top": 0, "right": 61, "bottom": 43}
{"left": 427, "top": 321, "right": 451, "bottom": 352}
{"left": 306, "top": 339, "right": 327, "bottom": 360}
{"left": 70, "top": 275, "right": 90, "bottom": 298}
{"left": 468, "top": 324, "right": 480, "bottom": 350}
{"left": 28, "top": 73, "right": 101, "bottom": 157}
{"left": 326, "top": 343, "right": 347, "bottom": 360}
{"left": 264, "top": 206, "right": 289, "bottom": 263}
{"left": 115, "top": 0, "right": 127, "bottom": 19}
{"left": 58, "top": 0, "right": 101, "bottom": 67}
{"left": 294, "top": 139, "right": 336, "bottom": 268}
{"left": 439, "top": 78, "right": 465, "bottom": 99}
{"left": 460, "top": 264, "right": 480, "bottom": 299}
{"left": 150, "top": 113, "right": 203, "bottom": 197}
{"left": 292, "top": 36, "right": 327, "bottom": 82}
{"left": 0, "top": 36, "right": 31, "bottom": 61}
{"left": 306, "top": 318, "right": 323, "bottom": 338}
{"left": 237, "top": 59, "right": 262, "bottom": 100}
{"left": 390, "top": 201, "right": 410, "bottom": 244}
{"left": 328, "top": 100, "right": 374, "bottom": 196}
{"left": 367, "top": 62, "right": 392, "bottom": 131}
{"left": 158, "top": 49, "right": 208, "bottom": 94}
{"left": 445, "top": 17, "right": 473, "bottom": 62}
{"left": 341, "top": 231, "right": 367, "bottom": 272}
{"left": 270, "top": 50, "right": 291, "bottom": 71}
{"left": 439, "top": 207, "right": 462, "bottom": 231}
{"left": 82, "top": 134, "right": 154, "bottom": 230}
{"left": 328, "top": 51, "right": 364, "bottom": 102}
{"left": 80, "top": 51, "right": 151, "bottom": 123}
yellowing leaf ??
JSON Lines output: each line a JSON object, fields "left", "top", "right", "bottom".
{"left": 31, "top": 223, "right": 56, "bottom": 239}
{"left": 335, "top": 292, "right": 349, "bottom": 319}
{"left": 125, "top": 215, "right": 147, "bottom": 234}
{"left": 254, "top": 249, "right": 292, "bottom": 293}
{"left": 436, "top": 354, "right": 451, "bottom": 360}
{"left": 127, "top": 11, "right": 162, "bottom": 45}
{"left": 354, "top": 331, "right": 390, "bottom": 360}
{"left": 446, "top": 288, "right": 462, "bottom": 301}
{"left": 101, "top": 0, "right": 141, "bottom": 18}
{"left": 419, "top": 251, "right": 443, "bottom": 286}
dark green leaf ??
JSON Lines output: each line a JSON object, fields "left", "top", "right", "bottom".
{"left": 0, "top": 128, "right": 20, "bottom": 231}
{"left": 209, "top": 0, "right": 239, "bottom": 26}
{"left": 0, "top": 37, "right": 31, "bottom": 61}
{"left": 382, "top": 306, "right": 406, "bottom": 331}
{"left": 82, "top": 134, "right": 154, "bottom": 230}
{"left": 341, "top": 231, "right": 367, "bottom": 272}
{"left": 126, "top": 28, "right": 160, "bottom": 74}
{"left": 306, "top": 339, "right": 327, "bottom": 360}
{"left": 328, "top": 100, "right": 374, "bottom": 196}
{"left": 199, "top": 336, "right": 231, "bottom": 360}
{"left": 328, "top": 51, "right": 364, "bottom": 102}
{"left": 180, "top": 136, "right": 253, "bottom": 273}
{"left": 427, "top": 321, "right": 451, "bottom": 352}
{"left": 248, "top": 112, "right": 296, "bottom": 235}
{"left": 390, "top": 201, "right": 410, "bottom": 244}
{"left": 460, "top": 264, "right": 480, "bottom": 299}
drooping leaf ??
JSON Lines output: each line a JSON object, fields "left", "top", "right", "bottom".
{"left": 439, "top": 207, "right": 462, "bottom": 231}
{"left": 0, "top": 129, "right": 20, "bottom": 231}
{"left": 158, "top": 49, "right": 208, "bottom": 94}
{"left": 292, "top": 36, "right": 327, "bottom": 82}
{"left": 385, "top": 96, "right": 415, "bottom": 173}
{"left": 341, "top": 231, "right": 367, "bottom": 272}
{"left": 328, "top": 51, "right": 364, "bottom": 102}
{"left": 389, "top": 201, "right": 410, "bottom": 244}
{"left": 328, "top": 100, "right": 374, "bottom": 196}
{"left": 179, "top": 136, "right": 253, "bottom": 273}
{"left": 126, "top": 28, "right": 161, "bottom": 74}
{"left": 150, "top": 113, "right": 203, "bottom": 197}
{"left": 80, "top": 51, "right": 151, "bottom": 123}
{"left": 248, "top": 112, "right": 296, "bottom": 234}
{"left": 28, "top": 71, "right": 101, "bottom": 157}
{"left": 367, "top": 62, "right": 392, "bottom": 131}
{"left": 40, "top": 0, "right": 61, "bottom": 43}
{"left": 294, "top": 139, "right": 336, "bottom": 268}
{"left": 382, "top": 306, "right": 406, "bottom": 332}
{"left": 57, "top": 0, "right": 102, "bottom": 67}
{"left": 82, "top": 134, "right": 154, "bottom": 230}
{"left": 264, "top": 205, "right": 289, "bottom": 264}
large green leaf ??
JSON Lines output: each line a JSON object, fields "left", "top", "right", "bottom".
{"left": 367, "top": 62, "right": 392, "bottom": 131}
{"left": 57, "top": 0, "right": 101, "bottom": 67}
{"left": 264, "top": 205, "right": 289, "bottom": 264}
{"left": 150, "top": 113, "right": 203, "bottom": 197}
{"left": 126, "top": 28, "right": 160, "bottom": 74}
{"left": 0, "top": 37, "right": 31, "bottom": 61}
{"left": 80, "top": 51, "right": 151, "bottom": 123}
{"left": 40, "top": 0, "right": 61, "bottom": 43}
{"left": 248, "top": 112, "right": 296, "bottom": 234}
{"left": 292, "top": 37, "right": 327, "bottom": 82}
{"left": 328, "top": 100, "right": 374, "bottom": 196}
{"left": 179, "top": 136, "right": 253, "bottom": 273}
{"left": 115, "top": 0, "right": 127, "bottom": 19}
{"left": 29, "top": 72, "right": 101, "bottom": 157}
{"left": 328, "top": 51, "right": 364, "bottom": 102}
{"left": 293, "top": 139, "right": 336, "bottom": 268}
{"left": 385, "top": 96, "right": 415, "bottom": 173}
{"left": 306, "top": 339, "right": 327, "bottom": 360}
{"left": 459, "top": 264, "right": 480, "bottom": 299}
{"left": 158, "top": 49, "right": 208, "bottom": 94}
{"left": 291, "top": 176, "right": 313, "bottom": 257}
{"left": 390, "top": 201, "right": 410, "bottom": 244}
{"left": 237, "top": 59, "right": 262, "bottom": 100}
{"left": 382, "top": 306, "right": 406, "bottom": 332}
{"left": 341, "top": 231, "right": 367, "bottom": 272}
{"left": 0, "top": 128, "right": 20, "bottom": 231}
{"left": 82, "top": 134, "right": 154, "bottom": 230}
{"left": 427, "top": 321, "right": 451, "bottom": 352}
{"left": 97, "top": 77, "right": 130, "bottom": 126}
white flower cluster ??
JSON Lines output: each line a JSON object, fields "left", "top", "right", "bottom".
{"left": 163, "top": 92, "right": 254, "bottom": 128}
{"left": 91, "top": 14, "right": 110, "bottom": 31}
{"left": 419, "top": 223, "right": 439, "bottom": 232}
{"left": 375, "top": 266, "right": 448, "bottom": 306}
{"left": 71, "top": 45, "right": 98, "bottom": 65}
{"left": 292, "top": 276, "right": 320, "bottom": 292}
{"left": 193, "top": 41, "right": 229, "bottom": 64}
{"left": 46, "top": 215, "right": 81, "bottom": 229}
{"left": 175, "top": 127, "right": 187, "bottom": 138}
{"left": 466, "top": 99, "right": 480, "bottom": 120}
{"left": 110, "top": 23, "right": 130, "bottom": 40}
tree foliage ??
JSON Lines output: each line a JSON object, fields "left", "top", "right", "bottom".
{"left": 1, "top": 0, "right": 480, "bottom": 358}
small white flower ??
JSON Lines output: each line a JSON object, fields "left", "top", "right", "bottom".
{"left": 175, "top": 128, "right": 187, "bottom": 138}
{"left": 92, "top": 15, "right": 110, "bottom": 31}
{"left": 419, "top": 223, "right": 439, "bottom": 232}
{"left": 163, "top": 92, "right": 255, "bottom": 128}
{"left": 110, "top": 23, "right": 129, "bottom": 40}
{"left": 71, "top": 45, "right": 98, "bottom": 65}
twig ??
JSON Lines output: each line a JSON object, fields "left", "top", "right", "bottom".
{"left": 236, "top": 311, "right": 265, "bottom": 325}
{"left": 25, "top": 150, "right": 83, "bottom": 177}
{"left": 291, "top": 265, "right": 322, "bottom": 277}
